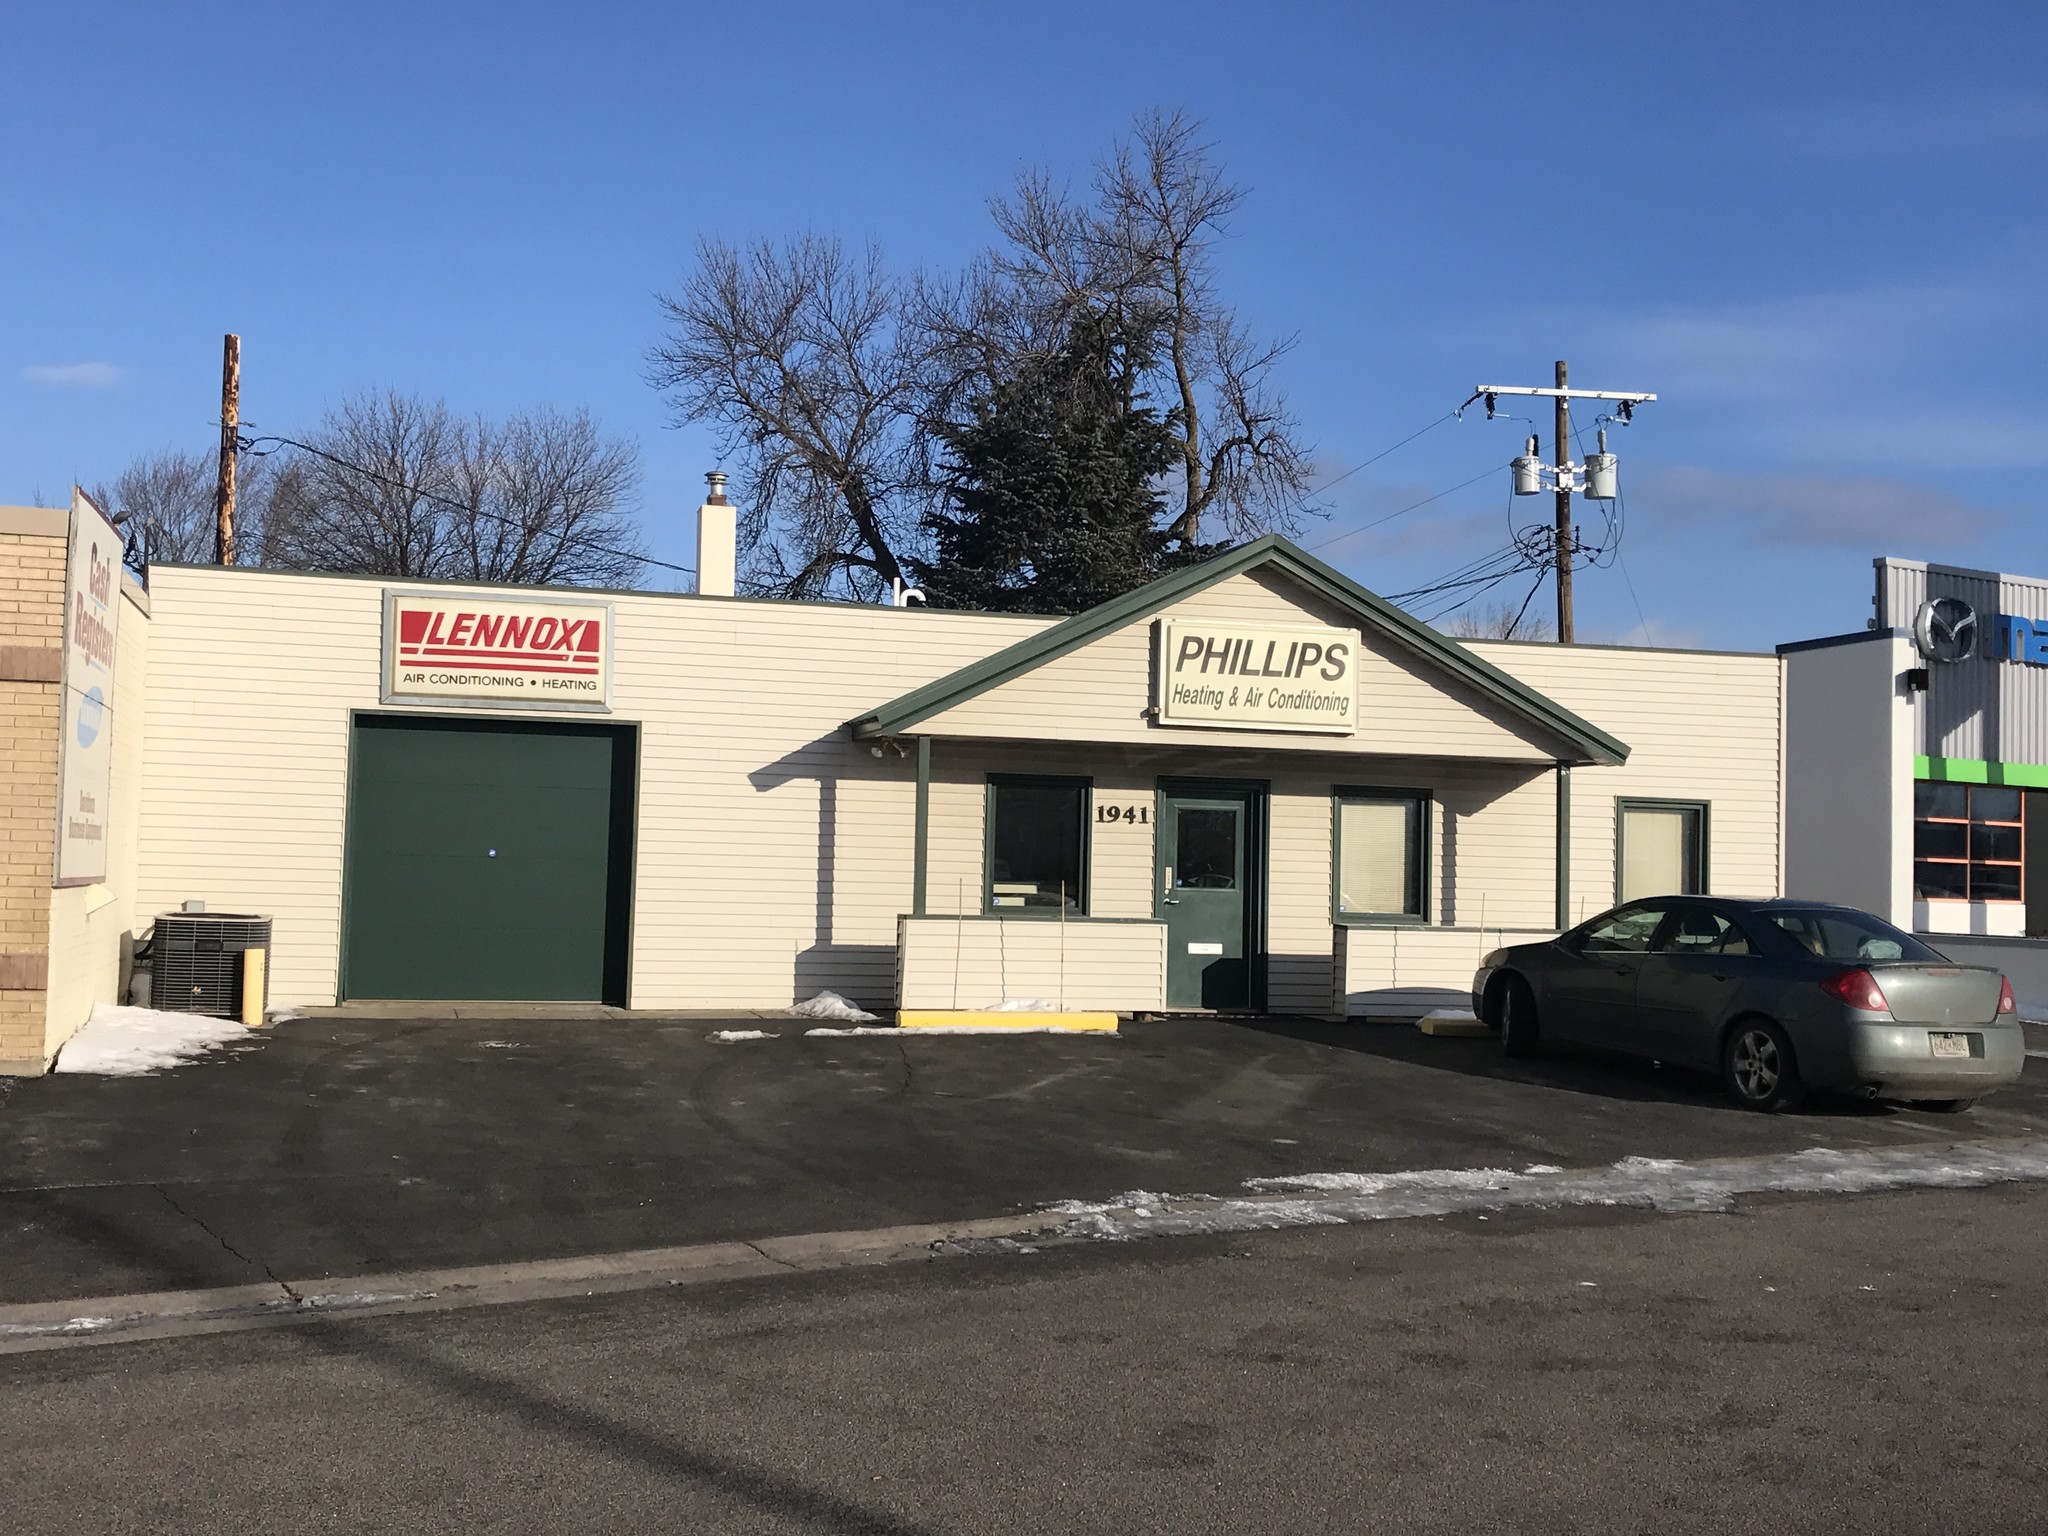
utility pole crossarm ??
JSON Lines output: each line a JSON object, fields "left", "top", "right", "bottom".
{"left": 1474, "top": 385, "right": 1657, "bottom": 402}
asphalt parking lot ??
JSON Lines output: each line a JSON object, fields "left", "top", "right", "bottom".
{"left": 3, "top": 1013, "right": 2045, "bottom": 1306}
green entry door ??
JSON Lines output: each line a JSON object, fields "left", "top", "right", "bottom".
{"left": 1159, "top": 790, "right": 1252, "bottom": 1009}
{"left": 341, "top": 716, "right": 634, "bottom": 1003}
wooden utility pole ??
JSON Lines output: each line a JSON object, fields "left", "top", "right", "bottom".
{"left": 213, "top": 333, "right": 240, "bottom": 565}
{"left": 1552, "top": 358, "right": 1573, "bottom": 644}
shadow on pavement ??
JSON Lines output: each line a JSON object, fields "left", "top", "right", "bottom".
{"left": 1227, "top": 1015, "right": 1923, "bottom": 1121}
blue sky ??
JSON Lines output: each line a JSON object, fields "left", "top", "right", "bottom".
{"left": 6, "top": 2, "right": 2043, "bottom": 649}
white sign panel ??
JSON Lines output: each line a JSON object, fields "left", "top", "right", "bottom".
{"left": 382, "top": 591, "right": 613, "bottom": 710}
{"left": 55, "top": 489, "right": 123, "bottom": 886}
{"left": 1157, "top": 619, "right": 1356, "bottom": 734}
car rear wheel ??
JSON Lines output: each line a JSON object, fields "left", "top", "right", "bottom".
{"left": 1498, "top": 976, "right": 1540, "bottom": 1058}
{"left": 1722, "top": 1018, "right": 1804, "bottom": 1112}
{"left": 1912, "top": 1098, "right": 1977, "bottom": 1114}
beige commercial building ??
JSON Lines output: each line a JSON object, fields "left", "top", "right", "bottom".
{"left": 4, "top": 493, "right": 1787, "bottom": 1066}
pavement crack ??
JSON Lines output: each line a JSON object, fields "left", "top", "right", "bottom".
{"left": 153, "top": 1184, "right": 301, "bottom": 1301}
{"left": 742, "top": 1239, "right": 800, "bottom": 1271}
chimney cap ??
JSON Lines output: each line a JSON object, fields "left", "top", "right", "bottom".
{"left": 705, "top": 469, "right": 729, "bottom": 504}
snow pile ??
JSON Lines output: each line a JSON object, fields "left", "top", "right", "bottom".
{"left": 53, "top": 1004, "right": 251, "bottom": 1076}
{"left": 789, "top": 991, "right": 879, "bottom": 1023}
{"left": 709, "top": 1029, "right": 778, "bottom": 1042}
{"left": 1040, "top": 1141, "right": 2048, "bottom": 1242}
{"left": 986, "top": 998, "right": 1062, "bottom": 1012}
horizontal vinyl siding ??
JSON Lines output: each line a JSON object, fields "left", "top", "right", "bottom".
{"left": 921, "top": 569, "right": 1562, "bottom": 761}
{"left": 137, "top": 569, "right": 1043, "bottom": 1009}
{"left": 1469, "top": 642, "right": 1784, "bottom": 920}
{"left": 897, "top": 917, "right": 1166, "bottom": 1011}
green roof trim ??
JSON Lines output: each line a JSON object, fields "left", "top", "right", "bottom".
{"left": 847, "top": 535, "right": 1630, "bottom": 765}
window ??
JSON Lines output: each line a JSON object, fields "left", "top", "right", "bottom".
{"left": 1616, "top": 800, "right": 1707, "bottom": 904}
{"left": 1914, "top": 782, "right": 2023, "bottom": 903}
{"left": 1334, "top": 790, "right": 1428, "bottom": 920}
{"left": 1581, "top": 904, "right": 1669, "bottom": 954}
{"left": 985, "top": 777, "right": 1087, "bottom": 914}
{"left": 1651, "top": 906, "right": 1753, "bottom": 957}
{"left": 1766, "top": 908, "right": 1943, "bottom": 964}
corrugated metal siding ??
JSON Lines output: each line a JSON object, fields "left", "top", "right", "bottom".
{"left": 897, "top": 916, "right": 1166, "bottom": 1011}
{"left": 919, "top": 569, "right": 1563, "bottom": 761}
{"left": 1878, "top": 558, "right": 2048, "bottom": 765}
{"left": 1468, "top": 641, "right": 1784, "bottom": 920}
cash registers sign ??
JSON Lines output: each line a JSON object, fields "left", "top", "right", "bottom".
{"left": 1156, "top": 619, "right": 1356, "bottom": 734}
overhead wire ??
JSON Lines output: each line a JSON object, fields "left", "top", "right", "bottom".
{"left": 235, "top": 428, "right": 697, "bottom": 577}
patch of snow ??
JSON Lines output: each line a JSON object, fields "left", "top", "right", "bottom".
{"left": 986, "top": 998, "right": 1062, "bottom": 1012}
{"left": 1245, "top": 1168, "right": 1520, "bottom": 1196}
{"left": 0, "top": 1315, "right": 118, "bottom": 1339}
{"left": 709, "top": 1029, "right": 778, "bottom": 1042}
{"left": 291, "top": 1290, "right": 436, "bottom": 1312}
{"left": 1038, "top": 1142, "right": 2048, "bottom": 1242}
{"left": 53, "top": 1004, "right": 251, "bottom": 1076}
{"left": 789, "top": 991, "right": 880, "bottom": 1023}
{"left": 803, "top": 1026, "right": 899, "bottom": 1037}
{"left": 1522, "top": 1163, "right": 1564, "bottom": 1175}
{"left": 478, "top": 1040, "right": 527, "bottom": 1050}
{"left": 264, "top": 1008, "right": 302, "bottom": 1025}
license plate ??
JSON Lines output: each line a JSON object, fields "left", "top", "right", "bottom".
{"left": 1929, "top": 1033, "right": 1972, "bottom": 1059}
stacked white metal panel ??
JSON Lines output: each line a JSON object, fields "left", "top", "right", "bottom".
{"left": 1878, "top": 558, "right": 2048, "bottom": 767}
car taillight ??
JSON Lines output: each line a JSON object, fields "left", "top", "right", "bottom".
{"left": 1999, "top": 975, "right": 2017, "bottom": 1015}
{"left": 1821, "top": 967, "right": 1891, "bottom": 1012}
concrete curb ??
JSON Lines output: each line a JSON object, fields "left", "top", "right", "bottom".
{"left": 0, "top": 1214, "right": 1054, "bottom": 1354}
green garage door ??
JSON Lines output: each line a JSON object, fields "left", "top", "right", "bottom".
{"left": 340, "top": 716, "right": 635, "bottom": 1003}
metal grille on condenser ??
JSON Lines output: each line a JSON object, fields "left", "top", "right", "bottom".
{"left": 149, "top": 915, "right": 272, "bottom": 1017}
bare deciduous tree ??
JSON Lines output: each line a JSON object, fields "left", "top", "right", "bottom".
{"left": 92, "top": 448, "right": 271, "bottom": 571}
{"left": 1444, "top": 600, "right": 1556, "bottom": 642}
{"left": 647, "top": 236, "right": 925, "bottom": 600}
{"left": 988, "top": 109, "right": 1314, "bottom": 548}
{"left": 648, "top": 110, "right": 1313, "bottom": 601}
{"left": 258, "top": 391, "right": 644, "bottom": 586}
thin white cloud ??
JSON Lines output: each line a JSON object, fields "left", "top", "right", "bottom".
{"left": 1769, "top": 98, "right": 2048, "bottom": 158}
{"left": 1635, "top": 464, "right": 2005, "bottom": 552}
{"left": 1580, "top": 253, "right": 2046, "bottom": 471}
{"left": 22, "top": 362, "right": 123, "bottom": 387}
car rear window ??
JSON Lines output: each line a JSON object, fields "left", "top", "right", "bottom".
{"left": 1766, "top": 910, "right": 1944, "bottom": 963}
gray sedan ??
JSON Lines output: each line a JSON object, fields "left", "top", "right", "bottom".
{"left": 1472, "top": 897, "right": 2025, "bottom": 1112}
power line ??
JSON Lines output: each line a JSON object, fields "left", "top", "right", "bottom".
{"left": 237, "top": 431, "right": 695, "bottom": 578}
{"left": 1297, "top": 412, "right": 1456, "bottom": 504}
{"left": 1306, "top": 459, "right": 1512, "bottom": 555}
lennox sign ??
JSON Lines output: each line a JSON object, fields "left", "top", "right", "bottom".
{"left": 382, "top": 591, "right": 613, "bottom": 710}
{"left": 1156, "top": 619, "right": 1356, "bottom": 734}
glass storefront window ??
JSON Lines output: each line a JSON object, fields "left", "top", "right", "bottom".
{"left": 1616, "top": 800, "right": 1707, "bottom": 904}
{"left": 1913, "top": 781, "right": 2024, "bottom": 903}
{"left": 985, "top": 777, "right": 1088, "bottom": 913}
{"left": 1334, "top": 792, "right": 1426, "bottom": 919}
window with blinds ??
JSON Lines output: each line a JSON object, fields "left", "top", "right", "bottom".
{"left": 1334, "top": 791, "right": 1427, "bottom": 920}
{"left": 1616, "top": 800, "right": 1706, "bottom": 904}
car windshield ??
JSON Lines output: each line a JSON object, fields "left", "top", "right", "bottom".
{"left": 1765, "top": 909, "right": 1945, "bottom": 963}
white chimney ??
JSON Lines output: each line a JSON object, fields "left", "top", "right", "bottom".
{"left": 696, "top": 470, "right": 736, "bottom": 598}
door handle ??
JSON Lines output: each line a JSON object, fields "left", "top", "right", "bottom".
{"left": 1162, "top": 896, "right": 1181, "bottom": 905}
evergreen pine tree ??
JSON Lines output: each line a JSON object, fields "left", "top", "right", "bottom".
{"left": 914, "top": 315, "right": 1223, "bottom": 613}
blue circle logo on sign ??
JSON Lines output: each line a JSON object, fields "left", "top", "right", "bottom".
{"left": 77, "top": 686, "right": 104, "bottom": 747}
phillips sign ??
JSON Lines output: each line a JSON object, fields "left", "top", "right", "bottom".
{"left": 382, "top": 591, "right": 613, "bottom": 710}
{"left": 1155, "top": 619, "right": 1357, "bottom": 734}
